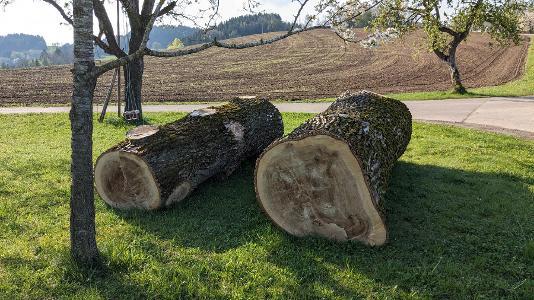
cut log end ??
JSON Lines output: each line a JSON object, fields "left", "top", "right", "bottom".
{"left": 255, "top": 135, "right": 387, "bottom": 246}
{"left": 94, "top": 151, "right": 161, "bottom": 210}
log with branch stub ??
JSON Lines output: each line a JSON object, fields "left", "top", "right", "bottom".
{"left": 95, "top": 98, "right": 283, "bottom": 210}
{"left": 255, "top": 91, "right": 412, "bottom": 246}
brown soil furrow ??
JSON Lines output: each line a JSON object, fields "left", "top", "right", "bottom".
{"left": 0, "top": 29, "right": 528, "bottom": 105}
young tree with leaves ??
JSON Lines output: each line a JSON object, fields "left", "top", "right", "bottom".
{"left": 371, "top": 0, "right": 529, "bottom": 94}
{"left": 166, "top": 37, "right": 184, "bottom": 49}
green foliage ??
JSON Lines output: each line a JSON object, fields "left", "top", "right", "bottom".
{"left": 166, "top": 38, "right": 184, "bottom": 50}
{"left": 347, "top": 10, "right": 376, "bottom": 28}
{"left": 0, "top": 112, "right": 533, "bottom": 298}
{"left": 374, "top": 0, "right": 529, "bottom": 53}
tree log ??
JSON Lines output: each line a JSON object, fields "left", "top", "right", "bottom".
{"left": 255, "top": 91, "right": 412, "bottom": 246}
{"left": 95, "top": 98, "right": 283, "bottom": 210}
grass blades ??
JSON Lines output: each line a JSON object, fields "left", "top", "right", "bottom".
{"left": 0, "top": 112, "right": 532, "bottom": 299}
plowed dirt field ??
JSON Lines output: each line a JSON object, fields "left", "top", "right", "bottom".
{"left": 0, "top": 29, "right": 528, "bottom": 105}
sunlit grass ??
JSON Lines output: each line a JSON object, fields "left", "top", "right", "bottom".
{"left": 0, "top": 112, "right": 532, "bottom": 298}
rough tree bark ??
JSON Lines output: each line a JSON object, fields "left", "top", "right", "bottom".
{"left": 255, "top": 91, "right": 412, "bottom": 246}
{"left": 123, "top": 29, "right": 145, "bottom": 123}
{"left": 123, "top": 56, "right": 144, "bottom": 122}
{"left": 446, "top": 47, "right": 466, "bottom": 94}
{"left": 70, "top": 0, "right": 99, "bottom": 264}
{"left": 433, "top": 34, "right": 468, "bottom": 95}
{"left": 95, "top": 98, "right": 283, "bottom": 210}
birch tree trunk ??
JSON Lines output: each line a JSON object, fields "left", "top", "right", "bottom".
{"left": 70, "top": 0, "right": 99, "bottom": 265}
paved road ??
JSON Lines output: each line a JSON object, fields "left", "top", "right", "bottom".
{"left": 1, "top": 96, "right": 533, "bottom": 135}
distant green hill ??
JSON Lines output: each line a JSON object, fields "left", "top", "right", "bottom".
{"left": 95, "top": 25, "right": 198, "bottom": 57}
{"left": 0, "top": 34, "right": 47, "bottom": 57}
{"left": 182, "top": 13, "right": 293, "bottom": 45}
{"left": 95, "top": 13, "right": 293, "bottom": 57}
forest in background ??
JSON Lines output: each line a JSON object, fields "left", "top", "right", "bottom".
{"left": 1, "top": 13, "right": 300, "bottom": 68}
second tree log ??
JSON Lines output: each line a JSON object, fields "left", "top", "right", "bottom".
{"left": 255, "top": 91, "right": 412, "bottom": 246}
{"left": 95, "top": 98, "right": 283, "bottom": 210}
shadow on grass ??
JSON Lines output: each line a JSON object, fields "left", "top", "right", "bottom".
{"left": 111, "top": 160, "right": 532, "bottom": 297}
{"left": 102, "top": 116, "right": 153, "bottom": 128}
{"left": 112, "top": 160, "right": 264, "bottom": 252}
{"left": 261, "top": 161, "right": 533, "bottom": 297}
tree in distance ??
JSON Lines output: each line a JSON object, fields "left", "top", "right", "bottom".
{"left": 166, "top": 37, "right": 184, "bottom": 50}
{"left": 371, "top": 0, "right": 530, "bottom": 94}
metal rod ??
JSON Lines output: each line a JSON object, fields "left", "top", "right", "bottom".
{"left": 117, "top": 0, "right": 121, "bottom": 117}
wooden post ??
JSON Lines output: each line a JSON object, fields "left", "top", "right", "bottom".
{"left": 98, "top": 69, "right": 118, "bottom": 123}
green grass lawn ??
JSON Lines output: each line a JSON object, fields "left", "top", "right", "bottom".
{"left": 0, "top": 112, "right": 533, "bottom": 299}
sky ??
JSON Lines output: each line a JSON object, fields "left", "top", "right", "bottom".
{"left": 0, "top": 0, "right": 313, "bottom": 45}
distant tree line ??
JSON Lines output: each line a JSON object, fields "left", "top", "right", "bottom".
{"left": 0, "top": 13, "right": 295, "bottom": 68}
{"left": 0, "top": 42, "right": 73, "bottom": 69}
{"left": 94, "top": 13, "right": 294, "bottom": 56}
{"left": 0, "top": 33, "right": 47, "bottom": 57}
{"left": 181, "top": 13, "right": 293, "bottom": 45}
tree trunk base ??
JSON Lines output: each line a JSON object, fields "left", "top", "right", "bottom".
{"left": 453, "top": 85, "right": 467, "bottom": 94}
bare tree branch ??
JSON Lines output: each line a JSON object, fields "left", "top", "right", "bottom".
{"left": 157, "top": 1, "right": 177, "bottom": 18}
{"left": 95, "top": 24, "right": 329, "bottom": 76}
{"left": 93, "top": 0, "right": 330, "bottom": 76}
{"left": 93, "top": 0, "right": 125, "bottom": 56}
{"left": 42, "top": 0, "right": 73, "bottom": 25}
{"left": 203, "top": 0, "right": 220, "bottom": 28}
{"left": 93, "top": 0, "right": 166, "bottom": 77}
{"left": 289, "top": 0, "right": 310, "bottom": 32}
{"left": 93, "top": 36, "right": 115, "bottom": 55}
{"left": 438, "top": 26, "right": 458, "bottom": 36}
{"left": 149, "top": 25, "right": 329, "bottom": 57}
{"left": 119, "top": 0, "right": 142, "bottom": 29}
{"left": 321, "top": 0, "right": 384, "bottom": 44}
{"left": 41, "top": 0, "right": 125, "bottom": 57}
{"left": 146, "top": 41, "right": 214, "bottom": 57}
